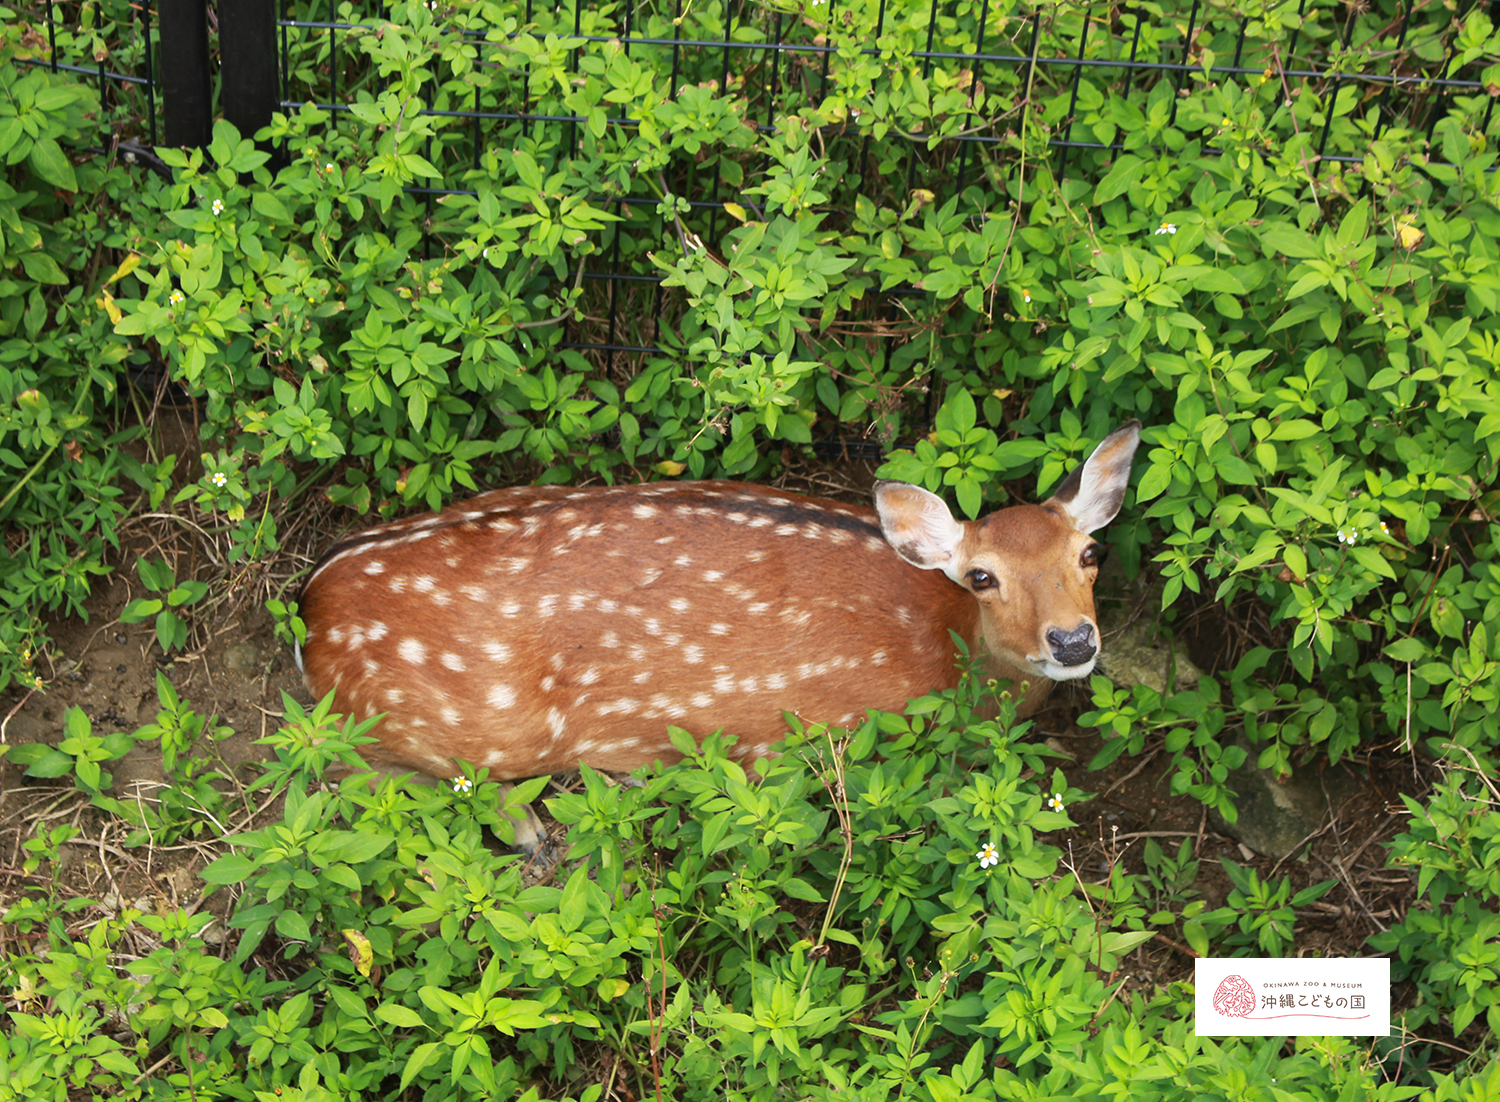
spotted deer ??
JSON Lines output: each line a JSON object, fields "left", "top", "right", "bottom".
{"left": 299, "top": 421, "right": 1140, "bottom": 798}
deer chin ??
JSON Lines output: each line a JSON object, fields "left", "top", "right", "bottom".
{"left": 1029, "top": 655, "right": 1098, "bottom": 681}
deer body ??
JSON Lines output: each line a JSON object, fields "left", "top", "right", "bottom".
{"left": 299, "top": 422, "right": 1141, "bottom": 782}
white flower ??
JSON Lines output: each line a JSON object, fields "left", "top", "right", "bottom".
{"left": 1154, "top": 222, "right": 1178, "bottom": 235}
{"left": 211, "top": 471, "right": 227, "bottom": 488}
{"left": 325, "top": 163, "right": 336, "bottom": 174}
{"left": 1047, "top": 792, "right": 1065, "bottom": 812}
{"left": 452, "top": 777, "right": 473, "bottom": 794}
{"left": 1337, "top": 529, "right": 1357, "bottom": 545}
{"left": 1021, "top": 288, "right": 1032, "bottom": 302}
{"left": 976, "top": 843, "right": 999, "bottom": 869}
{"left": 211, "top": 199, "right": 224, "bottom": 216}
{"left": 169, "top": 290, "right": 185, "bottom": 305}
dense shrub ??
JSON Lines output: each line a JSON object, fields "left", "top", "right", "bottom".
{"left": 3, "top": 0, "right": 1500, "bottom": 1096}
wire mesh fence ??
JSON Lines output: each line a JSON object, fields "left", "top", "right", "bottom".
{"left": 18, "top": 0, "right": 1500, "bottom": 369}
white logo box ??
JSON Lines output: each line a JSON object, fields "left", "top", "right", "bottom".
{"left": 1195, "top": 958, "right": 1390, "bottom": 1036}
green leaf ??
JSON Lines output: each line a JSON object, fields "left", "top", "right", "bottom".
{"left": 1093, "top": 155, "right": 1146, "bottom": 204}
{"left": 200, "top": 853, "right": 259, "bottom": 884}
{"left": 20, "top": 252, "right": 68, "bottom": 285}
{"left": 28, "top": 136, "right": 78, "bottom": 191}
{"left": 375, "top": 1002, "right": 427, "bottom": 1029}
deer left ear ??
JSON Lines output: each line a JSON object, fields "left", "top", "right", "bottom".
{"left": 874, "top": 481, "right": 967, "bottom": 583}
{"left": 1047, "top": 421, "right": 1143, "bottom": 533}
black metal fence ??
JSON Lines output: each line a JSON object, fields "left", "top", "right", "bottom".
{"left": 27, "top": 0, "right": 1500, "bottom": 168}
{"left": 21, "top": 0, "right": 1500, "bottom": 368}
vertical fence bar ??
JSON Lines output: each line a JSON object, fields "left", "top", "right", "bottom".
{"left": 143, "top": 0, "right": 159, "bottom": 146}
{"left": 221, "top": 0, "right": 280, "bottom": 145}
{"left": 158, "top": 0, "right": 213, "bottom": 147}
{"left": 1055, "top": 8, "right": 1091, "bottom": 176}
{"left": 1166, "top": 0, "right": 1200, "bottom": 128}
{"left": 954, "top": 0, "right": 992, "bottom": 197}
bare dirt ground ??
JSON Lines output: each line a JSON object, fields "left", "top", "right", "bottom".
{"left": 0, "top": 447, "right": 1422, "bottom": 1008}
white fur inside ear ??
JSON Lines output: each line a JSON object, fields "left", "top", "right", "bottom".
{"left": 874, "top": 482, "right": 966, "bottom": 582}
{"left": 1052, "top": 422, "right": 1141, "bottom": 533}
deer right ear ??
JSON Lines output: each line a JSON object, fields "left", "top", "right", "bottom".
{"left": 874, "top": 481, "right": 967, "bottom": 583}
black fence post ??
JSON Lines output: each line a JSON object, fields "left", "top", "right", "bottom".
{"left": 158, "top": 0, "right": 212, "bottom": 148}
{"left": 220, "top": 0, "right": 280, "bottom": 144}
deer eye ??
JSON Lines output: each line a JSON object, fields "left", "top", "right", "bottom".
{"left": 967, "top": 568, "right": 997, "bottom": 592}
{"left": 1082, "top": 543, "right": 1107, "bottom": 569}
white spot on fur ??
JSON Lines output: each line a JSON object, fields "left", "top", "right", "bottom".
{"left": 542, "top": 676, "right": 556, "bottom": 692}
{"left": 709, "top": 622, "right": 729, "bottom": 635}
{"left": 598, "top": 698, "right": 639, "bottom": 716}
{"left": 746, "top": 549, "right": 768, "bottom": 563}
{"left": 775, "top": 523, "right": 798, "bottom": 536}
{"left": 599, "top": 598, "right": 619, "bottom": 614}
{"left": 414, "top": 575, "right": 437, "bottom": 593}
{"left": 669, "top": 597, "right": 691, "bottom": 613}
{"left": 601, "top": 631, "right": 621, "bottom": 648}
{"left": 363, "top": 561, "right": 386, "bottom": 575}
{"left": 579, "top": 666, "right": 601, "bottom": 685}
{"left": 500, "top": 599, "right": 522, "bottom": 618}
{"left": 547, "top": 708, "right": 566, "bottom": 739}
{"left": 538, "top": 594, "right": 559, "bottom": 617}
{"left": 633, "top": 504, "right": 659, "bottom": 519}
{"left": 633, "top": 669, "right": 652, "bottom": 684}
{"left": 765, "top": 673, "right": 788, "bottom": 690}
{"left": 683, "top": 644, "right": 704, "bottom": 664}
{"left": 399, "top": 638, "right": 426, "bottom": 665}
{"left": 482, "top": 641, "right": 513, "bottom": 662}
{"left": 639, "top": 567, "right": 662, "bottom": 586}
{"left": 488, "top": 684, "right": 517, "bottom": 710}
{"left": 484, "top": 749, "right": 508, "bottom": 766}
{"left": 714, "top": 673, "right": 736, "bottom": 693}
{"left": 367, "top": 622, "right": 388, "bottom": 641}
{"left": 441, "top": 652, "right": 467, "bottom": 671}
{"left": 460, "top": 585, "right": 487, "bottom": 602}
{"left": 441, "top": 706, "right": 461, "bottom": 726}
{"left": 702, "top": 570, "right": 724, "bottom": 583}
{"left": 691, "top": 692, "right": 715, "bottom": 708}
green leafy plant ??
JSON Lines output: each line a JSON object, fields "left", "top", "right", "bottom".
{"left": 118, "top": 557, "right": 209, "bottom": 653}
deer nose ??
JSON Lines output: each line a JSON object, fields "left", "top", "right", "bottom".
{"left": 1045, "top": 623, "right": 1097, "bottom": 668}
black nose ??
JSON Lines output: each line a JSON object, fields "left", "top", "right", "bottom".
{"left": 1046, "top": 623, "right": 1097, "bottom": 667}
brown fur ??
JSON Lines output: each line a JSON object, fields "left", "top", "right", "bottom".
{"left": 299, "top": 424, "right": 1140, "bottom": 782}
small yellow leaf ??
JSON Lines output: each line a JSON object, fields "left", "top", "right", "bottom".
{"left": 107, "top": 254, "right": 142, "bottom": 284}
{"left": 655, "top": 460, "right": 687, "bottom": 476}
{"left": 1395, "top": 220, "right": 1423, "bottom": 250}
{"left": 12, "top": 973, "right": 38, "bottom": 1005}
{"left": 342, "top": 929, "right": 374, "bottom": 977}
{"left": 723, "top": 202, "right": 747, "bottom": 222}
{"left": 97, "top": 290, "right": 122, "bottom": 324}
{"left": 598, "top": 978, "right": 630, "bottom": 1001}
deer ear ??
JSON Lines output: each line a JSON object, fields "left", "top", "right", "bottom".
{"left": 874, "top": 481, "right": 966, "bottom": 583}
{"left": 1047, "top": 421, "right": 1142, "bottom": 533}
